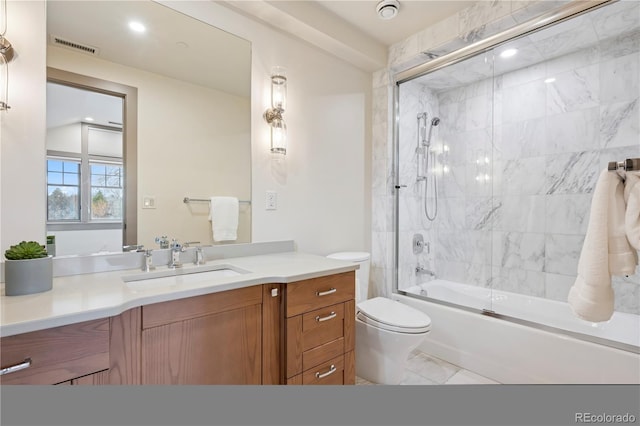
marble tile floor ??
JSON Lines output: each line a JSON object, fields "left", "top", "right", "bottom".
{"left": 356, "top": 349, "right": 500, "bottom": 385}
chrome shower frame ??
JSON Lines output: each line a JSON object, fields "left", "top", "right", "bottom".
{"left": 390, "top": 0, "right": 637, "bottom": 354}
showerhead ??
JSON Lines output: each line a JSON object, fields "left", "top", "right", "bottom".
{"left": 424, "top": 117, "right": 440, "bottom": 147}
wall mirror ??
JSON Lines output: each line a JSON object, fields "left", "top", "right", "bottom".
{"left": 45, "top": 0, "right": 252, "bottom": 256}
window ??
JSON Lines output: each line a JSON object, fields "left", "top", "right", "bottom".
{"left": 90, "top": 162, "right": 123, "bottom": 220}
{"left": 46, "top": 124, "right": 123, "bottom": 225}
{"left": 47, "top": 159, "right": 81, "bottom": 221}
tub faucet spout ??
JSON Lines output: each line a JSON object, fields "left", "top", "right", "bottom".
{"left": 415, "top": 265, "right": 436, "bottom": 278}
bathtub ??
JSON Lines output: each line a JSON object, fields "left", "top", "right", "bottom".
{"left": 394, "top": 280, "right": 640, "bottom": 384}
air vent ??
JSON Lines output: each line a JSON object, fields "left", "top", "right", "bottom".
{"left": 50, "top": 35, "right": 99, "bottom": 56}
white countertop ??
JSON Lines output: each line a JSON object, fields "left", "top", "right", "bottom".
{"left": 0, "top": 251, "right": 358, "bottom": 337}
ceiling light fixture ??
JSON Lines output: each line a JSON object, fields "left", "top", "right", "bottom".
{"left": 376, "top": 0, "right": 400, "bottom": 20}
{"left": 128, "top": 21, "right": 146, "bottom": 33}
{"left": 499, "top": 48, "right": 518, "bottom": 58}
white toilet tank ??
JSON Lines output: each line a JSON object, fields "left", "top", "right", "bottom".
{"left": 326, "top": 252, "right": 370, "bottom": 303}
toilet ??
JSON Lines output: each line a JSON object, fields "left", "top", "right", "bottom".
{"left": 326, "top": 252, "right": 432, "bottom": 385}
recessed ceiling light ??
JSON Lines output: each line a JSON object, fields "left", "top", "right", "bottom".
{"left": 84, "top": 117, "right": 94, "bottom": 122}
{"left": 544, "top": 77, "right": 556, "bottom": 83}
{"left": 128, "top": 21, "right": 146, "bottom": 33}
{"left": 499, "top": 48, "right": 518, "bottom": 58}
{"left": 376, "top": 0, "right": 400, "bottom": 20}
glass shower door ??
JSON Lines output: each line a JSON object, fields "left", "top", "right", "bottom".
{"left": 395, "top": 51, "right": 496, "bottom": 313}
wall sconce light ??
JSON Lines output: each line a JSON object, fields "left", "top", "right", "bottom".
{"left": 263, "top": 67, "right": 287, "bottom": 155}
{"left": 1, "top": 0, "right": 14, "bottom": 111}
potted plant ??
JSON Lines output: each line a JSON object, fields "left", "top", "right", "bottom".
{"left": 4, "top": 241, "right": 53, "bottom": 296}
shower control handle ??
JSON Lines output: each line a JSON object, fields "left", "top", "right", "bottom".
{"left": 413, "top": 234, "right": 428, "bottom": 254}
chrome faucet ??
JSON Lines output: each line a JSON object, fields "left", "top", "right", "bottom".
{"left": 184, "top": 242, "right": 206, "bottom": 266}
{"left": 168, "top": 239, "right": 184, "bottom": 269}
{"left": 155, "top": 236, "right": 169, "bottom": 250}
{"left": 142, "top": 249, "right": 155, "bottom": 272}
{"left": 415, "top": 264, "right": 436, "bottom": 278}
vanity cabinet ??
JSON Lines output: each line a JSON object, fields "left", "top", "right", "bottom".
{"left": 0, "top": 318, "right": 110, "bottom": 385}
{"left": 0, "top": 270, "right": 356, "bottom": 386}
{"left": 139, "top": 285, "right": 264, "bottom": 384}
{"left": 284, "top": 272, "right": 356, "bottom": 385}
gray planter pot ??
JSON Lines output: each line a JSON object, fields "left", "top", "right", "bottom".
{"left": 4, "top": 256, "right": 53, "bottom": 296}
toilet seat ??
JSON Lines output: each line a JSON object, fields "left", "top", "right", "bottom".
{"left": 357, "top": 297, "right": 431, "bottom": 334}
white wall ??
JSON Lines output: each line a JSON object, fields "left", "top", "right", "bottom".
{"left": 0, "top": 0, "right": 371, "bottom": 260}
{"left": 0, "top": 0, "right": 47, "bottom": 253}
{"left": 50, "top": 229, "right": 123, "bottom": 257}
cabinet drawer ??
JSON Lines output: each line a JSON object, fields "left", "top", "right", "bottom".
{"left": 301, "top": 303, "right": 345, "bottom": 351}
{"left": 0, "top": 319, "right": 110, "bottom": 385}
{"left": 286, "top": 272, "right": 355, "bottom": 317}
{"left": 302, "top": 337, "right": 344, "bottom": 372}
{"left": 142, "top": 285, "right": 262, "bottom": 329}
{"left": 302, "top": 354, "right": 345, "bottom": 385}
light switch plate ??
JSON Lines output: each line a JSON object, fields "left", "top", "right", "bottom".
{"left": 143, "top": 196, "right": 156, "bottom": 209}
{"left": 266, "top": 191, "right": 277, "bottom": 210}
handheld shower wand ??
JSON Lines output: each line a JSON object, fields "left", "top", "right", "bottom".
{"left": 423, "top": 117, "right": 440, "bottom": 221}
{"left": 416, "top": 113, "right": 428, "bottom": 181}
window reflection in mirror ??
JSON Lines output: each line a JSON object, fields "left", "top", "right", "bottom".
{"left": 46, "top": 82, "right": 126, "bottom": 256}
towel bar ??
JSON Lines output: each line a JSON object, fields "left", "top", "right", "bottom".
{"left": 183, "top": 197, "right": 251, "bottom": 204}
{"left": 608, "top": 158, "right": 640, "bottom": 173}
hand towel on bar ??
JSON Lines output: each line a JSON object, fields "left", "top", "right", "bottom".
{"left": 208, "top": 197, "right": 239, "bottom": 242}
{"left": 624, "top": 172, "right": 640, "bottom": 250}
{"left": 568, "top": 169, "right": 637, "bottom": 322}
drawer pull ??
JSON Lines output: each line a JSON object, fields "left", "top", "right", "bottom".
{"left": 315, "top": 364, "right": 337, "bottom": 379}
{"left": 315, "top": 311, "right": 337, "bottom": 322}
{"left": 316, "top": 288, "right": 337, "bottom": 297}
{"left": 0, "top": 358, "right": 32, "bottom": 376}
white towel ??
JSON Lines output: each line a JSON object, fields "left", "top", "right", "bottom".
{"left": 568, "top": 169, "right": 637, "bottom": 322}
{"left": 624, "top": 172, "right": 640, "bottom": 250}
{"left": 208, "top": 197, "right": 239, "bottom": 242}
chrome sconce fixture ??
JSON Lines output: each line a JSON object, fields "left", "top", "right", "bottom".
{"left": 263, "top": 67, "right": 287, "bottom": 155}
{"left": 0, "top": 0, "right": 14, "bottom": 111}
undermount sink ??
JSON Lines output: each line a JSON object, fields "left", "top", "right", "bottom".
{"left": 122, "top": 264, "right": 249, "bottom": 291}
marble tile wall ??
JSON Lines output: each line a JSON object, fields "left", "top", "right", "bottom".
{"left": 372, "top": 0, "right": 640, "bottom": 315}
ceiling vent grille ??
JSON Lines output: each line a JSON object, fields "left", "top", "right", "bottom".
{"left": 50, "top": 35, "right": 99, "bottom": 56}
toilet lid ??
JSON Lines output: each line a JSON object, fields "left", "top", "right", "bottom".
{"left": 326, "top": 252, "right": 370, "bottom": 262}
{"left": 357, "top": 297, "right": 431, "bottom": 334}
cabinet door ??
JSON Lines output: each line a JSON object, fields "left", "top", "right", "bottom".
{"left": 142, "top": 304, "right": 262, "bottom": 384}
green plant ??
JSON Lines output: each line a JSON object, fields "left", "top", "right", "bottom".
{"left": 4, "top": 241, "right": 48, "bottom": 260}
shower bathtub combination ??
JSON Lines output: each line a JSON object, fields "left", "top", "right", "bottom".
{"left": 390, "top": 0, "right": 640, "bottom": 383}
